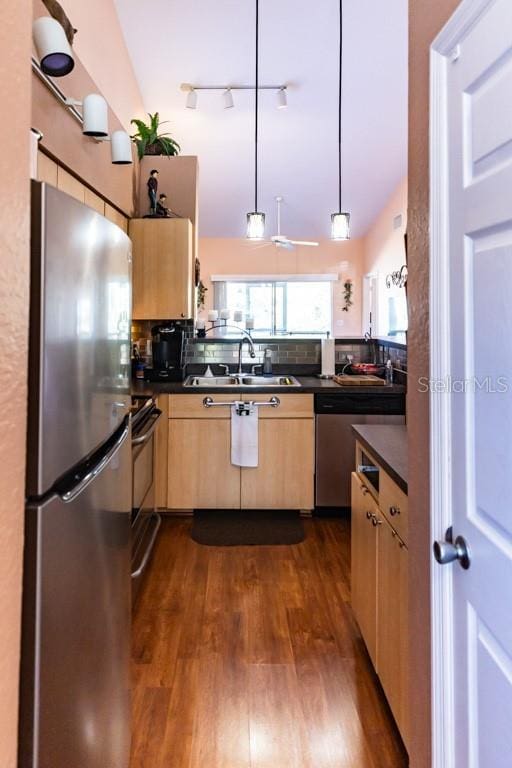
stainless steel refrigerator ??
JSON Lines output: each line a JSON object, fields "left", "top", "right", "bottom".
{"left": 20, "top": 182, "right": 133, "bottom": 768}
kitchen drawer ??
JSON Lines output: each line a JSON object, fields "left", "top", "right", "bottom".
{"left": 257, "top": 394, "right": 313, "bottom": 419}
{"left": 168, "top": 393, "right": 242, "bottom": 418}
{"left": 379, "top": 470, "right": 408, "bottom": 544}
{"left": 168, "top": 393, "right": 313, "bottom": 419}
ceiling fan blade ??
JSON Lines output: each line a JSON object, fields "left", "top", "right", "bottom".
{"left": 289, "top": 240, "right": 320, "bottom": 247}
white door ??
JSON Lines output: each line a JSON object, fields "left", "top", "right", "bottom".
{"left": 431, "top": 1, "right": 512, "bottom": 767}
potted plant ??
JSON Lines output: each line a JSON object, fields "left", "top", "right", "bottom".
{"left": 130, "top": 112, "right": 181, "bottom": 160}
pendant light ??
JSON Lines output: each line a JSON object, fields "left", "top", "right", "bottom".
{"left": 246, "top": 0, "right": 266, "bottom": 240}
{"left": 331, "top": 0, "right": 350, "bottom": 240}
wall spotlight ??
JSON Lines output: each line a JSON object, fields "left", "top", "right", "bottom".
{"left": 186, "top": 89, "right": 198, "bottom": 109}
{"left": 277, "top": 87, "right": 287, "bottom": 109}
{"left": 223, "top": 89, "right": 234, "bottom": 109}
{"left": 82, "top": 94, "right": 109, "bottom": 137}
{"left": 33, "top": 16, "right": 74, "bottom": 77}
{"left": 111, "top": 131, "right": 133, "bottom": 165}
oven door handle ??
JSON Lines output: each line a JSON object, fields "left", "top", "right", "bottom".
{"left": 131, "top": 513, "right": 161, "bottom": 579}
{"left": 132, "top": 409, "right": 162, "bottom": 446}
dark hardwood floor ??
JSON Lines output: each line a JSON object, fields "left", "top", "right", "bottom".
{"left": 130, "top": 517, "right": 408, "bottom": 768}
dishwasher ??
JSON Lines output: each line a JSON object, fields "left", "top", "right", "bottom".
{"left": 315, "top": 392, "right": 405, "bottom": 510}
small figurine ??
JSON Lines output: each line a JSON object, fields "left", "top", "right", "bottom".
{"left": 147, "top": 169, "right": 159, "bottom": 215}
{"left": 156, "top": 193, "right": 171, "bottom": 217}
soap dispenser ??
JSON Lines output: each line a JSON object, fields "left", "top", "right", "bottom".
{"left": 263, "top": 348, "right": 273, "bottom": 376}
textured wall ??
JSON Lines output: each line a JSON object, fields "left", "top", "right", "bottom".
{"left": 408, "top": 1, "right": 460, "bottom": 766}
{"left": 197, "top": 237, "right": 365, "bottom": 336}
{"left": 0, "top": 0, "right": 31, "bottom": 764}
{"left": 363, "top": 176, "right": 408, "bottom": 335}
{"left": 60, "top": 0, "right": 145, "bottom": 131}
{"left": 32, "top": 0, "right": 139, "bottom": 215}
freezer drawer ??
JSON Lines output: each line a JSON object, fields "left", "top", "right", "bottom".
{"left": 315, "top": 413, "right": 405, "bottom": 508}
{"left": 19, "top": 422, "right": 132, "bottom": 768}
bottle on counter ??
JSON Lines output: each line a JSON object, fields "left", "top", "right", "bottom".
{"left": 263, "top": 348, "right": 273, "bottom": 376}
{"left": 385, "top": 358, "right": 394, "bottom": 385}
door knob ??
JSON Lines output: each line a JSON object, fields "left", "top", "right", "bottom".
{"left": 433, "top": 529, "right": 471, "bottom": 570}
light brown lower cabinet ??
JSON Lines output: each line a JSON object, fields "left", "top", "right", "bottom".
{"left": 241, "top": 418, "right": 314, "bottom": 509}
{"left": 377, "top": 513, "right": 409, "bottom": 747}
{"left": 166, "top": 394, "right": 314, "bottom": 511}
{"left": 167, "top": 417, "right": 241, "bottom": 509}
{"left": 351, "top": 472, "right": 379, "bottom": 665}
{"left": 351, "top": 469, "right": 409, "bottom": 750}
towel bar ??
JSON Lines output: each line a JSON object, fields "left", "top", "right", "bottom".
{"left": 203, "top": 397, "right": 280, "bottom": 409}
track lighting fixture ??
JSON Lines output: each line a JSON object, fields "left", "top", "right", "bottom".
{"left": 277, "top": 87, "right": 287, "bottom": 109}
{"left": 223, "top": 89, "right": 234, "bottom": 109}
{"left": 33, "top": 16, "right": 74, "bottom": 77}
{"left": 331, "top": 0, "right": 351, "bottom": 240}
{"left": 181, "top": 83, "right": 287, "bottom": 110}
{"left": 186, "top": 89, "right": 197, "bottom": 109}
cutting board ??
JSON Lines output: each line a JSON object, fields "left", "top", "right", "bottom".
{"left": 333, "top": 374, "right": 385, "bottom": 386}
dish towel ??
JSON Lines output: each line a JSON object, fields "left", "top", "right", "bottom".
{"left": 231, "top": 402, "right": 259, "bottom": 467}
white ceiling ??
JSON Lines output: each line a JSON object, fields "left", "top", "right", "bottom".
{"left": 115, "top": 0, "right": 408, "bottom": 239}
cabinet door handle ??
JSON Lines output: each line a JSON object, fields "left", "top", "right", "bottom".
{"left": 366, "top": 510, "right": 372, "bottom": 520}
{"left": 361, "top": 485, "right": 369, "bottom": 495}
{"left": 371, "top": 514, "right": 382, "bottom": 527}
{"left": 389, "top": 505, "right": 400, "bottom": 516}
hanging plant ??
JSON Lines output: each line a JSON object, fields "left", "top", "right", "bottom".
{"left": 342, "top": 279, "right": 353, "bottom": 312}
{"left": 197, "top": 280, "right": 208, "bottom": 310}
{"left": 130, "top": 112, "right": 181, "bottom": 160}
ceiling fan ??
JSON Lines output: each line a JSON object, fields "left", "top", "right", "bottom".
{"left": 270, "top": 196, "right": 319, "bottom": 249}
{"left": 244, "top": 197, "right": 319, "bottom": 250}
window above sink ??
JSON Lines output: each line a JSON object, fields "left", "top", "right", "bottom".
{"left": 212, "top": 275, "right": 335, "bottom": 336}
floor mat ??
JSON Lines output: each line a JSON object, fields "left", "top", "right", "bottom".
{"left": 190, "top": 509, "right": 305, "bottom": 546}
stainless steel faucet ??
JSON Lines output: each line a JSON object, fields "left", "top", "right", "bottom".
{"left": 237, "top": 335, "right": 256, "bottom": 374}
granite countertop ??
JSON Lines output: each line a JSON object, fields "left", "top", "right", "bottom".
{"left": 351, "top": 424, "right": 408, "bottom": 493}
{"left": 132, "top": 376, "right": 406, "bottom": 398}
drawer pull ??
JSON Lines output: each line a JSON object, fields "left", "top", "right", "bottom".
{"left": 389, "top": 505, "right": 400, "bottom": 516}
{"left": 366, "top": 510, "right": 372, "bottom": 520}
{"left": 371, "top": 514, "right": 382, "bottom": 527}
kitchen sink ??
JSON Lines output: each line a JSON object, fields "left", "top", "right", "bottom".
{"left": 183, "top": 374, "right": 301, "bottom": 388}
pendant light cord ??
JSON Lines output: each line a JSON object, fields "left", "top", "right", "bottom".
{"left": 338, "top": 0, "right": 343, "bottom": 213}
{"left": 255, "top": 0, "right": 259, "bottom": 212}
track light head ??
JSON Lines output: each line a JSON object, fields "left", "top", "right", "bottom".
{"left": 223, "top": 89, "right": 234, "bottom": 109}
{"left": 277, "top": 88, "right": 287, "bottom": 109}
{"left": 82, "top": 94, "right": 108, "bottom": 137}
{"left": 186, "top": 89, "right": 197, "bottom": 109}
{"left": 33, "top": 17, "right": 74, "bottom": 77}
{"left": 111, "top": 131, "right": 132, "bottom": 165}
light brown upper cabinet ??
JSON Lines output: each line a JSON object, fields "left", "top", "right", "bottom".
{"left": 129, "top": 218, "right": 194, "bottom": 320}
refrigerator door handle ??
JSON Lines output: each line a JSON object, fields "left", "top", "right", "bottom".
{"left": 61, "top": 419, "right": 130, "bottom": 504}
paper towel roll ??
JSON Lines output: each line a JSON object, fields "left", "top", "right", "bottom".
{"left": 321, "top": 338, "right": 335, "bottom": 376}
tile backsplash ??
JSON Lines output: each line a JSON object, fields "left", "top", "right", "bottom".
{"left": 183, "top": 338, "right": 406, "bottom": 369}
{"left": 130, "top": 322, "right": 407, "bottom": 376}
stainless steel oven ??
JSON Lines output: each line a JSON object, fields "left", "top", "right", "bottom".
{"left": 131, "top": 396, "right": 162, "bottom": 604}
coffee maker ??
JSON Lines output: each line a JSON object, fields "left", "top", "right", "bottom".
{"left": 144, "top": 322, "right": 185, "bottom": 381}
